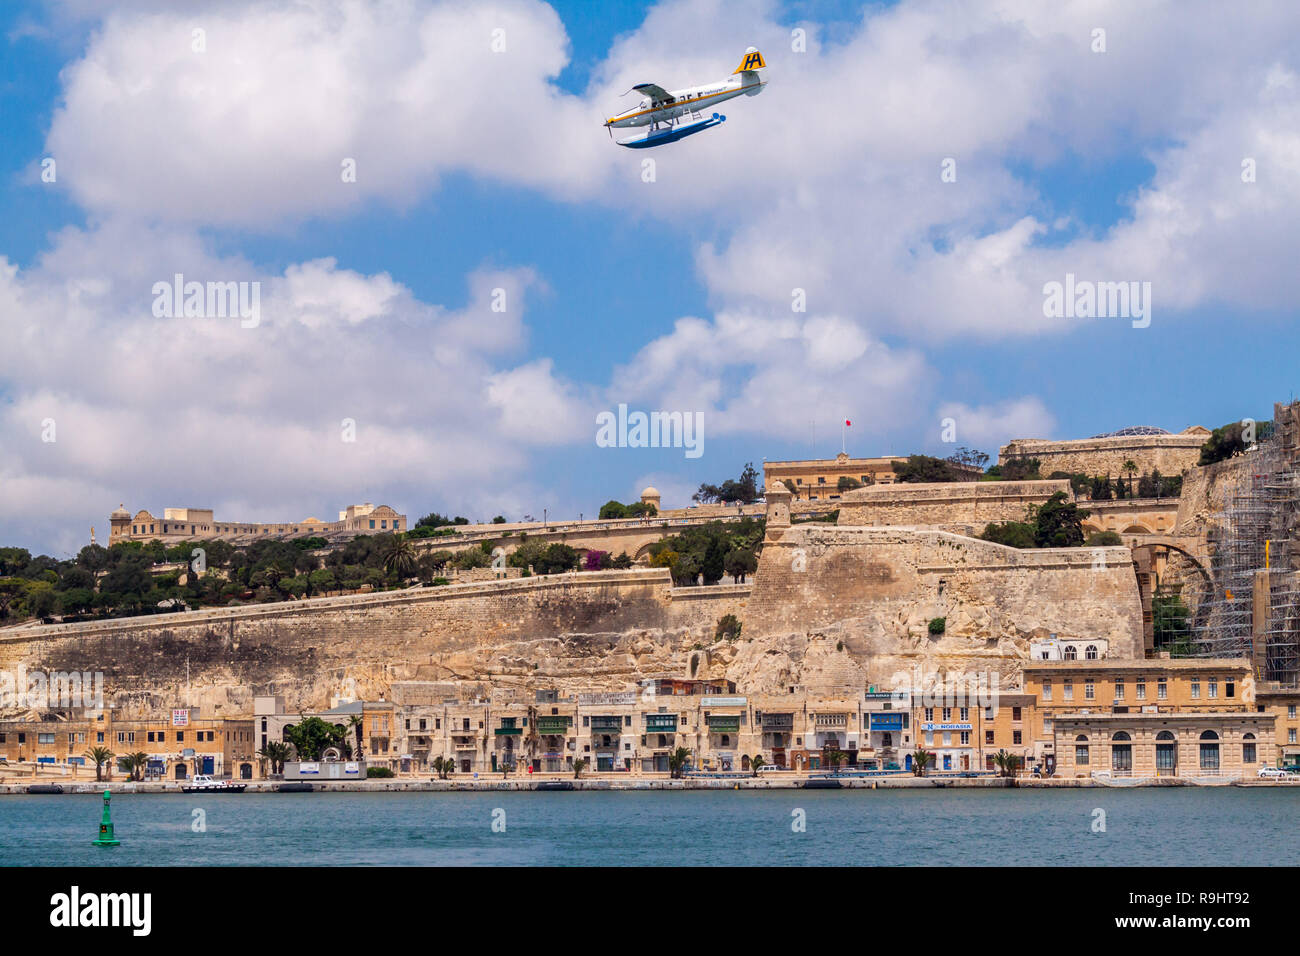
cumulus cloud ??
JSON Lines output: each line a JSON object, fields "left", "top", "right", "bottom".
{"left": 937, "top": 397, "right": 1058, "bottom": 451}
{"left": 8, "top": 0, "right": 1300, "bottom": 552}
{"left": 0, "top": 222, "right": 585, "bottom": 548}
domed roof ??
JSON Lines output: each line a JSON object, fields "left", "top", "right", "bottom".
{"left": 110, "top": 503, "right": 130, "bottom": 519}
{"left": 641, "top": 486, "right": 660, "bottom": 497}
{"left": 1089, "top": 426, "right": 1171, "bottom": 438}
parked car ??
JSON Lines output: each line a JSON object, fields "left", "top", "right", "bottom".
{"left": 1257, "top": 766, "right": 1289, "bottom": 779}
{"left": 756, "top": 765, "right": 792, "bottom": 774}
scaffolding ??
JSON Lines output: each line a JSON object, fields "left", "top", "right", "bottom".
{"left": 1179, "top": 426, "right": 1300, "bottom": 685}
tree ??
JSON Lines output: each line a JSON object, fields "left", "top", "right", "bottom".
{"left": 119, "top": 751, "right": 149, "bottom": 782}
{"left": 724, "top": 548, "right": 757, "bottom": 583}
{"left": 258, "top": 741, "right": 291, "bottom": 775}
{"left": 491, "top": 515, "right": 507, "bottom": 524}
{"left": 84, "top": 746, "right": 115, "bottom": 782}
{"left": 1121, "top": 460, "right": 1139, "bottom": 498}
{"left": 284, "top": 717, "right": 348, "bottom": 761}
{"left": 715, "top": 614, "right": 742, "bottom": 642}
{"left": 693, "top": 462, "right": 761, "bottom": 504}
{"left": 599, "top": 500, "right": 628, "bottom": 519}
{"left": 910, "top": 749, "right": 932, "bottom": 777}
{"left": 431, "top": 755, "right": 455, "bottom": 779}
{"left": 893, "top": 455, "right": 963, "bottom": 483}
{"left": 668, "top": 747, "right": 692, "bottom": 779}
{"left": 1033, "top": 492, "right": 1089, "bottom": 548}
{"left": 572, "top": 757, "right": 589, "bottom": 779}
{"left": 1153, "top": 594, "right": 1192, "bottom": 653}
{"left": 381, "top": 536, "right": 417, "bottom": 579}
{"left": 998, "top": 457, "right": 1043, "bottom": 481}
{"left": 751, "top": 754, "right": 766, "bottom": 777}
{"left": 837, "top": 476, "right": 862, "bottom": 492}
{"left": 979, "top": 521, "right": 1037, "bottom": 549}
{"left": 1085, "top": 531, "right": 1124, "bottom": 546}
{"left": 946, "top": 446, "right": 990, "bottom": 471}
{"left": 992, "top": 749, "right": 1021, "bottom": 778}
{"left": 1200, "top": 420, "right": 1271, "bottom": 465}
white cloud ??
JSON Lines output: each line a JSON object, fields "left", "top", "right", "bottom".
{"left": 937, "top": 397, "right": 1058, "bottom": 450}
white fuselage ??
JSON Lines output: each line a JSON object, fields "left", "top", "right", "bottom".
{"left": 605, "top": 72, "right": 765, "bottom": 129}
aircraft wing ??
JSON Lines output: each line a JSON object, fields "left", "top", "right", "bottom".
{"left": 632, "top": 82, "right": 674, "bottom": 105}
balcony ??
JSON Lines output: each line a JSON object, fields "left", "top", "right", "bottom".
{"left": 590, "top": 717, "right": 623, "bottom": 732}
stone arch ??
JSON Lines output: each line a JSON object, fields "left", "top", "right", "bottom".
{"left": 1082, "top": 523, "right": 1104, "bottom": 536}
{"left": 1122, "top": 524, "right": 1153, "bottom": 534}
{"left": 632, "top": 541, "right": 659, "bottom": 563}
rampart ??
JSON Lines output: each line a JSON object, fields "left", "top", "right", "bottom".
{"left": 0, "top": 570, "right": 748, "bottom": 719}
{"left": 1000, "top": 432, "right": 1205, "bottom": 477}
{"left": 725, "top": 525, "right": 1144, "bottom": 695}
{"left": 835, "top": 479, "right": 1070, "bottom": 532}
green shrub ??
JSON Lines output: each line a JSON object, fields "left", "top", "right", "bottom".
{"left": 366, "top": 766, "right": 395, "bottom": 778}
{"left": 928, "top": 617, "right": 946, "bottom": 635}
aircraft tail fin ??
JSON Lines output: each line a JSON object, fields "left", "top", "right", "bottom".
{"left": 733, "top": 47, "right": 766, "bottom": 74}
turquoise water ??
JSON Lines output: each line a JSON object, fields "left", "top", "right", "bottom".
{"left": 2, "top": 788, "right": 1297, "bottom": 866}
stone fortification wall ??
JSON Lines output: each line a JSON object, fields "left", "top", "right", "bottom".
{"left": 0, "top": 570, "right": 747, "bottom": 719}
{"left": 835, "top": 479, "right": 1070, "bottom": 532}
{"left": 723, "top": 526, "right": 1143, "bottom": 696}
{"left": 999, "top": 433, "right": 1204, "bottom": 477}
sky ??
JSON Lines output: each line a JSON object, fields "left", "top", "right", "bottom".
{"left": 1, "top": 0, "right": 1297, "bottom": 557}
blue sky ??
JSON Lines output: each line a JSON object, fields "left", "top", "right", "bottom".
{"left": 1, "top": 0, "right": 1297, "bottom": 555}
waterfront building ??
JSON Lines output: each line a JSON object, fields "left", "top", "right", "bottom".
{"left": 0, "top": 710, "right": 254, "bottom": 780}
{"left": 1022, "top": 657, "right": 1269, "bottom": 778}
{"left": 577, "top": 691, "right": 639, "bottom": 771}
{"left": 861, "top": 691, "right": 912, "bottom": 770}
{"left": 1253, "top": 684, "right": 1300, "bottom": 769}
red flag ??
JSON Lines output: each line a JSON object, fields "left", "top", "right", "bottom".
{"left": 845, "top": 419, "right": 852, "bottom": 427}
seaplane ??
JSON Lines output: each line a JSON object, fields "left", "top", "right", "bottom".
{"left": 604, "top": 47, "right": 766, "bottom": 148}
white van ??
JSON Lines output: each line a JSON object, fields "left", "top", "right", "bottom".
{"left": 757, "top": 764, "right": 791, "bottom": 774}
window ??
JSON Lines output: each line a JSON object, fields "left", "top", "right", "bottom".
{"left": 38, "top": 733, "right": 55, "bottom": 744}
{"left": 1084, "top": 681, "right": 1095, "bottom": 700}
{"left": 1199, "top": 730, "right": 1220, "bottom": 770}
{"left": 1291, "top": 705, "right": 1298, "bottom": 719}
{"left": 1208, "top": 678, "right": 1218, "bottom": 700}
{"left": 1085, "top": 645, "right": 1098, "bottom": 660}
{"left": 985, "top": 730, "right": 995, "bottom": 745}
{"left": 942, "top": 732, "right": 951, "bottom": 746}
{"left": 1226, "top": 680, "right": 1235, "bottom": 698}
{"left": 1289, "top": 728, "right": 1296, "bottom": 744}
{"left": 960, "top": 731, "right": 969, "bottom": 745}
{"left": 1076, "top": 744, "right": 1090, "bottom": 765}
{"left": 942, "top": 707, "right": 951, "bottom": 721}
{"left": 1042, "top": 681, "right": 1052, "bottom": 701}
{"left": 1191, "top": 679, "right": 1200, "bottom": 699}
{"left": 1012, "top": 706, "right": 1022, "bottom": 721}
{"left": 1111, "top": 732, "right": 1133, "bottom": 771}
{"left": 959, "top": 707, "right": 968, "bottom": 720}
{"left": 1115, "top": 680, "right": 1125, "bottom": 700}
{"left": 1012, "top": 730, "right": 1022, "bottom": 745}
{"left": 1243, "top": 733, "right": 1257, "bottom": 764}
{"left": 1136, "top": 679, "right": 1146, "bottom": 701}
{"left": 1064, "top": 646, "right": 1077, "bottom": 661}
{"left": 924, "top": 708, "right": 934, "bottom": 722}
{"left": 1063, "top": 681, "right": 1073, "bottom": 702}
{"left": 1157, "top": 679, "right": 1167, "bottom": 700}
{"left": 176, "top": 732, "right": 184, "bottom": 742}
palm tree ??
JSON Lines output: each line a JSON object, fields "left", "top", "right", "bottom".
{"left": 668, "top": 746, "right": 692, "bottom": 779}
{"left": 258, "top": 741, "right": 290, "bottom": 776}
{"left": 992, "top": 749, "right": 1022, "bottom": 778}
{"left": 750, "top": 754, "right": 766, "bottom": 777}
{"left": 1121, "top": 460, "right": 1139, "bottom": 498}
{"left": 120, "top": 751, "right": 149, "bottom": 782}
{"left": 84, "top": 746, "right": 115, "bottom": 782}
{"left": 346, "top": 714, "right": 364, "bottom": 762}
{"left": 910, "top": 749, "right": 932, "bottom": 777}
{"left": 431, "top": 755, "right": 455, "bottom": 779}
{"left": 572, "top": 757, "right": 589, "bottom": 779}
{"left": 382, "top": 536, "right": 417, "bottom": 579}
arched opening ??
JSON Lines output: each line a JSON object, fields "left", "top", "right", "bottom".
{"left": 1123, "top": 524, "right": 1153, "bottom": 535}
{"left": 1156, "top": 730, "right": 1177, "bottom": 776}
{"left": 1064, "top": 645, "right": 1077, "bottom": 661}
{"left": 1199, "top": 730, "right": 1220, "bottom": 772}
{"left": 1110, "top": 731, "right": 1132, "bottom": 773}
{"left": 741, "top": 755, "right": 751, "bottom": 771}
{"left": 1243, "top": 731, "right": 1258, "bottom": 764}
{"left": 239, "top": 762, "right": 253, "bottom": 779}
{"left": 1085, "top": 644, "right": 1099, "bottom": 660}
{"left": 174, "top": 761, "right": 188, "bottom": 780}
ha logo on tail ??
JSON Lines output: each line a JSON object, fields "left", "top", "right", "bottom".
{"left": 604, "top": 47, "right": 767, "bottom": 149}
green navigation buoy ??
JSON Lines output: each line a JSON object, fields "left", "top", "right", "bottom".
{"left": 92, "top": 789, "right": 120, "bottom": 847}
